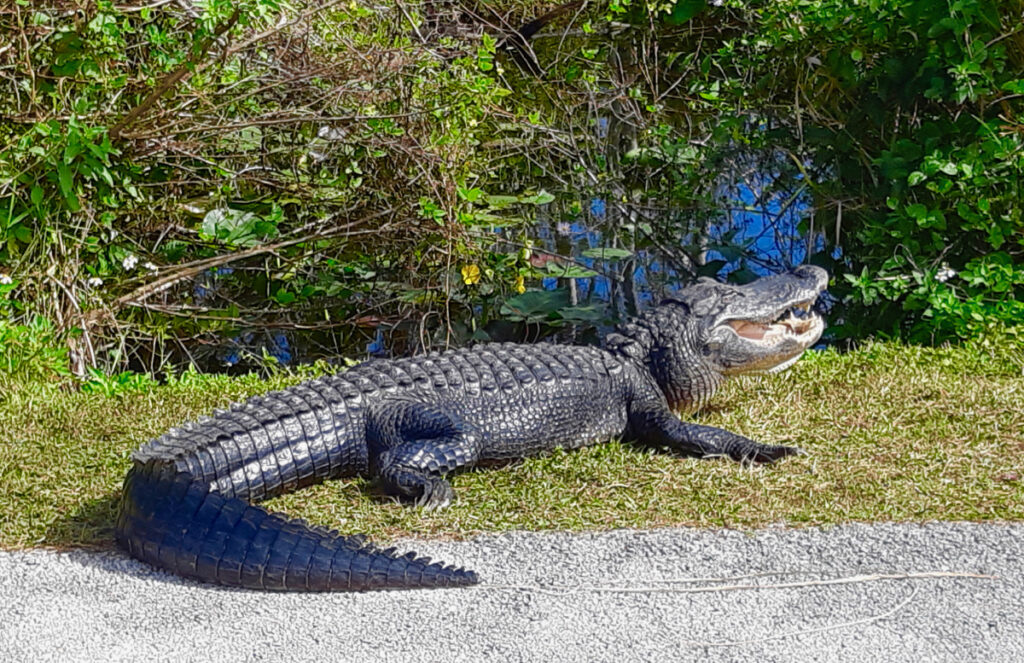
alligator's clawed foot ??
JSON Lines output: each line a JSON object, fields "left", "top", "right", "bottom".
{"left": 415, "top": 478, "right": 454, "bottom": 511}
{"left": 741, "top": 443, "right": 804, "bottom": 465}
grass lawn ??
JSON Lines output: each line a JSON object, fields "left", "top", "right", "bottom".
{"left": 1, "top": 341, "right": 1022, "bottom": 550}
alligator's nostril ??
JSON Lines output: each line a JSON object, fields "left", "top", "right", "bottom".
{"left": 792, "top": 264, "right": 829, "bottom": 284}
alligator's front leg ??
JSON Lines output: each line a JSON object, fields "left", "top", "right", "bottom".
{"left": 366, "top": 398, "right": 483, "bottom": 509}
{"left": 628, "top": 395, "right": 801, "bottom": 464}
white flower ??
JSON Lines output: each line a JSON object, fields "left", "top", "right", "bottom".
{"left": 122, "top": 254, "right": 138, "bottom": 271}
{"left": 144, "top": 261, "right": 159, "bottom": 274}
{"left": 936, "top": 267, "right": 957, "bottom": 283}
{"left": 317, "top": 125, "right": 347, "bottom": 141}
{"left": 0, "top": 274, "right": 11, "bottom": 285}
{"left": 87, "top": 277, "right": 104, "bottom": 288}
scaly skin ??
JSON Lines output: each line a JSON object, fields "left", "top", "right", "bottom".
{"left": 116, "top": 265, "right": 829, "bottom": 591}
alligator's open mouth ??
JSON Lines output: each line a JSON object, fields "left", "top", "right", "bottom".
{"left": 712, "top": 295, "right": 826, "bottom": 376}
{"left": 726, "top": 301, "right": 822, "bottom": 344}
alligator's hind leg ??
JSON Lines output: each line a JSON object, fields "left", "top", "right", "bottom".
{"left": 366, "top": 399, "right": 483, "bottom": 509}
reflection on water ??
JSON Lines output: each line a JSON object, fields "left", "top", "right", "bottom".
{"left": 198, "top": 183, "right": 832, "bottom": 370}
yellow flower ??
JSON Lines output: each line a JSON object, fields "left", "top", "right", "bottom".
{"left": 461, "top": 264, "right": 482, "bottom": 285}
{"left": 514, "top": 275, "right": 526, "bottom": 293}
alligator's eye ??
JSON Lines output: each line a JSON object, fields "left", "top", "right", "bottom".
{"left": 703, "top": 337, "right": 723, "bottom": 354}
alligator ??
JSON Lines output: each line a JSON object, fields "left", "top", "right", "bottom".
{"left": 116, "top": 265, "right": 828, "bottom": 591}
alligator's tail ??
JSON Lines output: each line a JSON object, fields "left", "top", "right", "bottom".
{"left": 114, "top": 384, "right": 478, "bottom": 591}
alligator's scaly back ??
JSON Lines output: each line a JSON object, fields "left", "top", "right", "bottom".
{"left": 115, "top": 371, "right": 478, "bottom": 591}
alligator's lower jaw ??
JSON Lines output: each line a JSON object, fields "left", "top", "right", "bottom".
{"left": 767, "top": 351, "right": 806, "bottom": 374}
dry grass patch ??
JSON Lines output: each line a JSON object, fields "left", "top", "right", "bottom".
{"left": 1, "top": 342, "right": 1021, "bottom": 550}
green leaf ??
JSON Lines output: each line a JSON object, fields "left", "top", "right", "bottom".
{"left": 12, "top": 223, "right": 32, "bottom": 243}
{"left": 200, "top": 208, "right": 272, "bottom": 248}
{"left": 906, "top": 203, "right": 928, "bottom": 220}
{"left": 907, "top": 171, "right": 927, "bottom": 186}
{"left": 999, "top": 79, "right": 1024, "bottom": 94}
{"left": 557, "top": 304, "right": 605, "bottom": 323}
{"left": 544, "top": 262, "right": 598, "bottom": 279}
{"left": 664, "top": 0, "right": 706, "bottom": 26}
{"left": 30, "top": 186, "right": 43, "bottom": 206}
{"left": 56, "top": 162, "right": 79, "bottom": 211}
{"left": 56, "top": 162, "right": 73, "bottom": 197}
{"left": 500, "top": 289, "right": 569, "bottom": 322}
{"left": 458, "top": 187, "right": 484, "bottom": 203}
{"left": 581, "top": 247, "right": 632, "bottom": 260}
{"left": 274, "top": 289, "right": 296, "bottom": 305}
{"left": 521, "top": 191, "right": 555, "bottom": 205}
{"left": 697, "top": 260, "right": 727, "bottom": 277}
{"left": 485, "top": 195, "right": 520, "bottom": 209}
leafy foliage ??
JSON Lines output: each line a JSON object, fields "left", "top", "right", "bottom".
{"left": 625, "top": 0, "right": 1024, "bottom": 341}
{"left": 758, "top": 0, "right": 1024, "bottom": 342}
{"left": 0, "top": 314, "right": 72, "bottom": 386}
{"left": 0, "top": 0, "right": 554, "bottom": 372}
{"left": 80, "top": 367, "right": 159, "bottom": 397}
{"left": 1, "top": 0, "right": 1021, "bottom": 377}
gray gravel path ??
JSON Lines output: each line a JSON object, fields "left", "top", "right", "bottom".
{"left": 1, "top": 522, "right": 1021, "bottom": 662}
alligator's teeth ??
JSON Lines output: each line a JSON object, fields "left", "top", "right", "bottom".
{"left": 789, "top": 302, "right": 815, "bottom": 319}
{"left": 775, "top": 309, "right": 796, "bottom": 324}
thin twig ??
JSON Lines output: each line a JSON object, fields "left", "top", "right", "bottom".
{"left": 690, "top": 585, "right": 922, "bottom": 648}
{"left": 110, "top": 210, "right": 394, "bottom": 309}
{"left": 480, "top": 570, "right": 996, "bottom": 596}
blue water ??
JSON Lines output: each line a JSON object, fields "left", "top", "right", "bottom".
{"left": 531, "top": 178, "right": 821, "bottom": 308}
{"left": 202, "top": 179, "right": 825, "bottom": 366}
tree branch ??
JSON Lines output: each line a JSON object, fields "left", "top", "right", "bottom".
{"left": 109, "top": 8, "right": 241, "bottom": 140}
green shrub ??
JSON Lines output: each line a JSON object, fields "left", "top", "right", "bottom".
{"left": 0, "top": 315, "right": 71, "bottom": 385}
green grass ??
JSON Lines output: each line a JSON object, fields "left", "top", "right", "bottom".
{"left": 1, "top": 341, "right": 1022, "bottom": 550}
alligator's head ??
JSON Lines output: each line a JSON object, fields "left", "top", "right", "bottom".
{"left": 607, "top": 265, "right": 829, "bottom": 412}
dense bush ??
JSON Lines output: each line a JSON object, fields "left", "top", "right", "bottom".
{"left": 626, "top": 0, "right": 1024, "bottom": 342}
{"left": 1, "top": 0, "right": 1021, "bottom": 376}
{"left": 0, "top": 0, "right": 548, "bottom": 372}
{"left": 731, "top": 0, "right": 1024, "bottom": 343}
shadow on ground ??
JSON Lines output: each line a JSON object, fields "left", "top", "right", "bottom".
{"left": 45, "top": 493, "right": 121, "bottom": 550}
